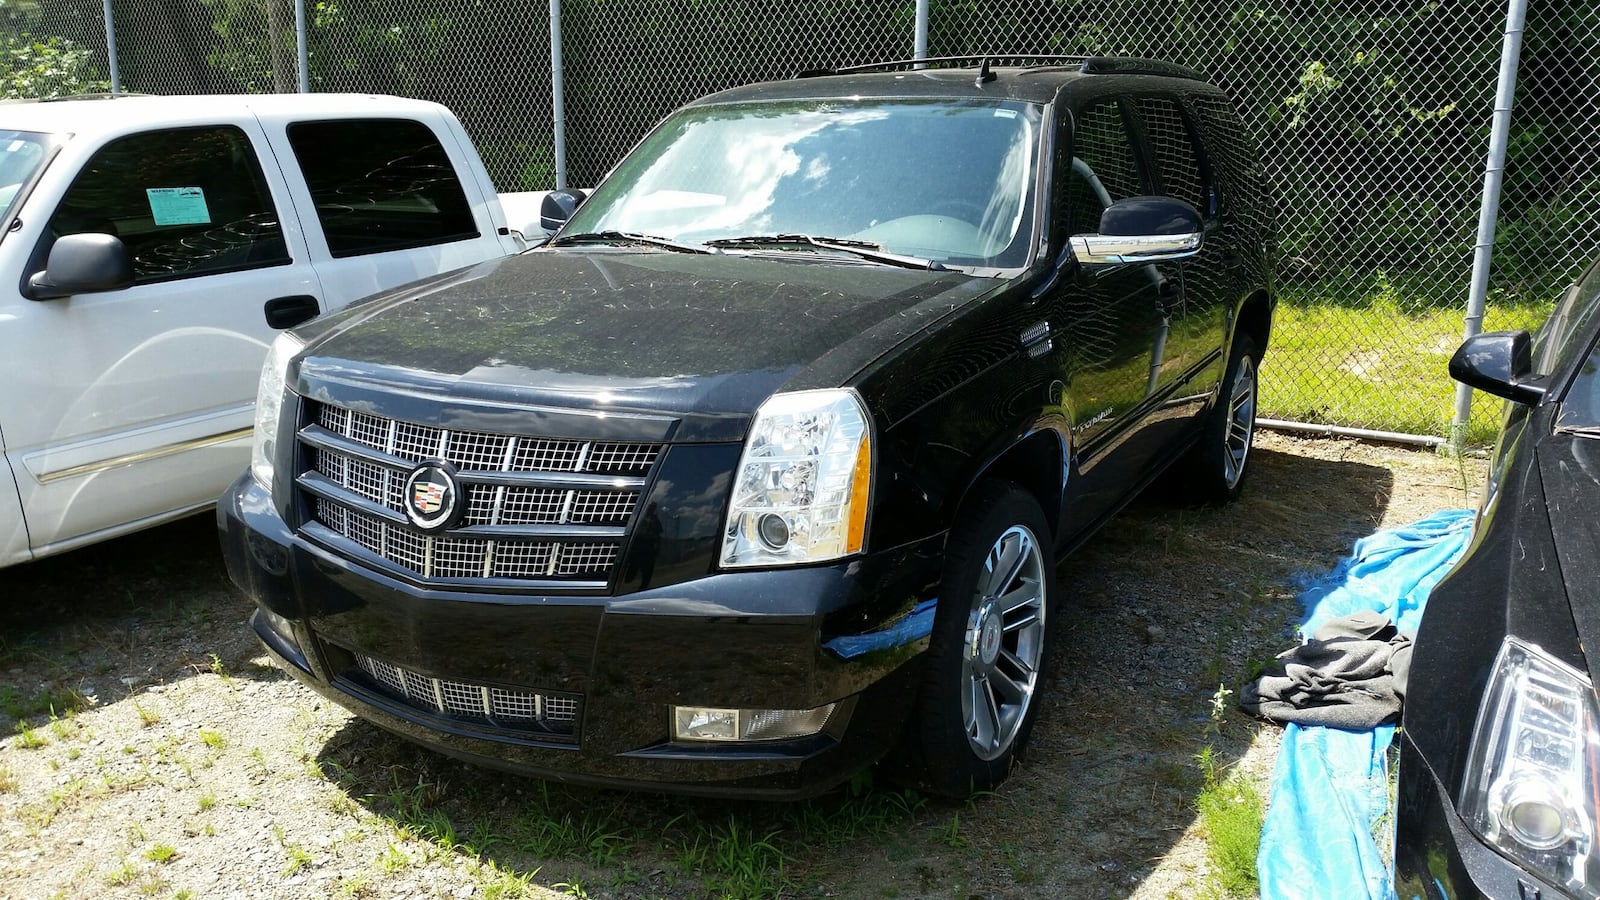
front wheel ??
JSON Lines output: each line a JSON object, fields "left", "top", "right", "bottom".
{"left": 905, "top": 481, "right": 1057, "bottom": 798}
{"left": 1182, "top": 333, "right": 1260, "bottom": 505}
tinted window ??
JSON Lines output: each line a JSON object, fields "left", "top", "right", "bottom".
{"left": 287, "top": 119, "right": 477, "bottom": 258}
{"left": 1136, "top": 96, "right": 1209, "bottom": 215}
{"left": 48, "top": 126, "right": 289, "bottom": 283}
{"left": 1065, "top": 99, "right": 1146, "bottom": 235}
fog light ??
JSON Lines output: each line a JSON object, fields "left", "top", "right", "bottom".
{"left": 258, "top": 607, "right": 299, "bottom": 651}
{"left": 673, "top": 703, "right": 836, "bottom": 742}
{"left": 1504, "top": 784, "right": 1573, "bottom": 850}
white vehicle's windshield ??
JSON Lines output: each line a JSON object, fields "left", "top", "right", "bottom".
{"left": 0, "top": 130, "right": 52, "bottom": 221}
{"left": 564, "top": 99, "right": 1042, "bottom": 270}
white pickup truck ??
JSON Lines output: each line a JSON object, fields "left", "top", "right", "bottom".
{"left": 0, "top": 93, "right": 546, "bottom": 568}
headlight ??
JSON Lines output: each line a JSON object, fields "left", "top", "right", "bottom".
{"left": 250, "top": 331, "right": 304, "bottom": 489}
{"left": 720, "top": 389, "right": 871, "bottom": 568}
{"left": 1461, "top": 636, "right": 1600, "bottom": 892}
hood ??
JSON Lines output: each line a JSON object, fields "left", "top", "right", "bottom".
{"left": 296, "top": 248, "right": 992, "bottom": 442}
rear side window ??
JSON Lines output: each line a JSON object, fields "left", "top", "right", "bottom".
{"left": 1136, "top": 96, "right": 1210, "bottom": 216}
{"left": 287, "top": 119, "right": 478, "bottom": 258}
{"left": 48, "top": 125, "right": 289, "bottom": 283}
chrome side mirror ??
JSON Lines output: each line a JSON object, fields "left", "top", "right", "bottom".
{"left": 1071, "top": 195, "right": 1204, "bottom": 265}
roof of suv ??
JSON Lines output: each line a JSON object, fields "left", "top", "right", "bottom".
{"left": 690, "top": 56, "right": 1219, "bottom": 107}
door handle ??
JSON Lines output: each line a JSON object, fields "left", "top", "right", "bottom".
{"left": 264, "top": 295, "right": 320, "bottom": 329}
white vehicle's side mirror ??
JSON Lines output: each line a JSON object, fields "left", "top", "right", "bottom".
{"left": 27, "top": 233, "right": 134, "bottom": 300}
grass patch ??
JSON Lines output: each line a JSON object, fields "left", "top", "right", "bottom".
{"left": 1, "top": 686, "right": 89, "bottom": 722}
{"left": 1194, "top": 745, "right": 1267, "bottom": 897}
{"left": 1262, "top": 277, "right": 1552, "bottom": 445}
{"left": 143, "top": 843, "right": 178, "bottom": 863}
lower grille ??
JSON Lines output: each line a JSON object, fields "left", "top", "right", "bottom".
{"left": 353, "top": 652, "right": 579, "bottom": 737}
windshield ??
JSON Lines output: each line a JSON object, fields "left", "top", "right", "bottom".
{"left": 0, "top": 130, "right": 52, "bottom": 220}
{"left": 563, "top": 99, "right": 1042, "bottom": 270}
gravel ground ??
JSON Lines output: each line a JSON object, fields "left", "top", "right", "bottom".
{"left": 0, "top": 432, "right": 1484, "bottom": 899}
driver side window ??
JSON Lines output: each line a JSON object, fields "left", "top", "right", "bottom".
{"left": 1059, "top": 98, "right": 1146, "bottom": 237}
{"left": 47, "top": 126, "right": 289, "bottom": 284}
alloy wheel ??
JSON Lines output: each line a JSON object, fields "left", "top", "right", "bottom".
{"left": 959, "top": 524, "right": 1047, "bottom": 761}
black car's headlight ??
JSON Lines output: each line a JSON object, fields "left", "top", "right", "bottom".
{"left": 1461, "top": 636, "right": 1600, "bottom": 892}
{"left": 719, "top": 389, "right": 871, "bottom": 568}
{"left": 250, "top": 331, "right": 304, "bottom": 489}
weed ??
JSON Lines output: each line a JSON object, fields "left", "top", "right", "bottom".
{"left": 65, "top": 746, "right": 81, "bottom": 761}
{"left": 199, "top": 729, "right": 225, "bottom": 749}
{"left": 0, "top": 766, "right": 16, "bottom": 793}
{"left": 478, "top": 859, "right": 537, "bottom": 899}
{"left": 1194, "top": 745, "right": 1267, "bottom": 897}
{"left": 1209, "top": 684, "right": 1234, "bottom": 730}
{"left": 377, "top": 842, "right": 412, "bottom": 874}
{"left": 13, "top": 721, "right": 47, "bottom": 749}
{"left": 937, "top": 812, "right": 968, "bottom": 849}
{"left": 1, "top": 685, "right": 88, "bottom": 721}
{"left": 705, "top": 818, "right": 786, "bottom": 899}
{"left": 143, "top": 843, "right": 178, "bottom": 863}
{"left": 283, "top": 844, "right": 313, "bottom": 875}
{"left": 133, "top": 702, "right": 160, "bottom": 727}
{"left": 136, "top": 871, "right": 168, "bottom": 895}
{"left": 554, "top": 880, "right": 591, "bottom": 899}
{"left": 197, "top": 791, "right": 216, "bottom": 812}
{"left": 104, "top": 860, "right": 137, "bottom": 886}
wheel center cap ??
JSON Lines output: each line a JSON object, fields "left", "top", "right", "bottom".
{"left": 979, "top": 609, "right": 1003, "bottom": 666}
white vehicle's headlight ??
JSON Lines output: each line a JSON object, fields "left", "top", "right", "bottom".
{"left": 1461, "top": 636, "right": 1600, "bottom": 893}
{"left": 720, "top": 389, "right": 871, "bottom": 568}
{"left": 250, "top": 331, "right": 305, "bottom": 489}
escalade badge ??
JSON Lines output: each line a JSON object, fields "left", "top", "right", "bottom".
{"left": 402, "top": 461, "right": 464, "bottom": 533}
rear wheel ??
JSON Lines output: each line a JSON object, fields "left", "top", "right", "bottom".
{"left": 1183, "top": 333, "right": 1259, "bottom": 504}
{"left": 906, "top": 481, "right": 1056, "bottom": 798}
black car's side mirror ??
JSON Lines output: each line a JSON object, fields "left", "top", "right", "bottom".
{"left": 1449, "top": 330, "right": 1547, "bottom": 406}
{"left": 26, "top": 232, "right": 134, "bottom": 300}
{"left": 540, "top": 189, "right": 589, "bottom": 233}
{"left": 1071, "top": 195, "right": 1204, "bottom": 266}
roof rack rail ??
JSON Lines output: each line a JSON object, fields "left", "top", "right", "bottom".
{"left": 795, "top": 55, "right": 1087, "bottom": 78}
{"left": 795, "top": 55, "right": 1205, "bottom": 82}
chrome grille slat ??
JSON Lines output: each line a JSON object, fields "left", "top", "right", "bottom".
{"left": 353, "top": 652, "right": 578, "bottom": 735}
{"left": 302, "top": 395, "right": 657, "bottom": 586}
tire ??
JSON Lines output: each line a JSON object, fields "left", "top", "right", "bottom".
{"left": 1182, "top": 333, "right": 1260, "bottom": 505}
{"left": 906, "top": 481, "right": 1057, "bottom": 798}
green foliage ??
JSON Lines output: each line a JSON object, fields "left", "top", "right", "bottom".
{"left": 0, "top": 32, "right": 108, "bottom": 98}
{"left": 1194, "top": 745, "right": 1266, "bottom": 897}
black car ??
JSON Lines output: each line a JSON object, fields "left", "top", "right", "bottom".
{"left": 1397, "top": 260, "right": 1600, "bottom": 896}
{"left": 218, "top": 56, "right": 1276, "bottom": 799}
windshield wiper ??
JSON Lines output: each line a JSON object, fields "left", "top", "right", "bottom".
{"left": 705, "top": 233, "right": 946, "bottom": 271}
{"left": 548, "top": 231, "right": 717, "bottom": 255}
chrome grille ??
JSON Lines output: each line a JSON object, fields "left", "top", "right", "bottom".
{"left": 301, "top": 401, "right": 659, "bottom": 585}
{"left": 314, "top": 501, "right": 619, "bottom": 580}
{"left": 353, "top": 652, "right": 578, "bottom": 735}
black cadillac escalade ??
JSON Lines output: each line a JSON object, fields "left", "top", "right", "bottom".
{"left": 219, "top": 56, "right": 1276, "bottom": 799}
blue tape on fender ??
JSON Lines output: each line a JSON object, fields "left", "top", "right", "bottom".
{"left": 823, "top": 599, "right": 938, "bottom": 659}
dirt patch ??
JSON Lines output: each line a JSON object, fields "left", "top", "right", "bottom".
{"left": 0, "top": 433, "right": 1483, "bottom": 899}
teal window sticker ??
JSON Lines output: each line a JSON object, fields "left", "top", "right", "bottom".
{"left": 145, "top": 186, "right": 211, "bottom": 226}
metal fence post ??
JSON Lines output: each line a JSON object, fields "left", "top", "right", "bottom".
{"left": 549, "top": 0, "right": 568, "bottom": 190}
{"left": 101, "top": 0, "right": 119, "bottom": 95}
{"left": 295, "top": 0, "right": 309, "bottom": 92}
{"left": 1451, "top": 0, "right": 1530, "bottom": 450}
{"left": 914, "top": 0, "right": 929, "bottom": 61}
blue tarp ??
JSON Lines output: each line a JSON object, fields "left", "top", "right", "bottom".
{"left": 1256, "top": 508, "right": 1476, "bottom": 900}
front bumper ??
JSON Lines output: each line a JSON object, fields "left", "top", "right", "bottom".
{"left": 1395, "top": 731, "right": 1574, "bottom": 900}
{"left": 219, "top": 473, "right": 944, "bottom": 799}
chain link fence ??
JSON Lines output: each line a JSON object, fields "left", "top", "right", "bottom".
{"left": 2, "top": 0, "right": 1597, "bottom": 444}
